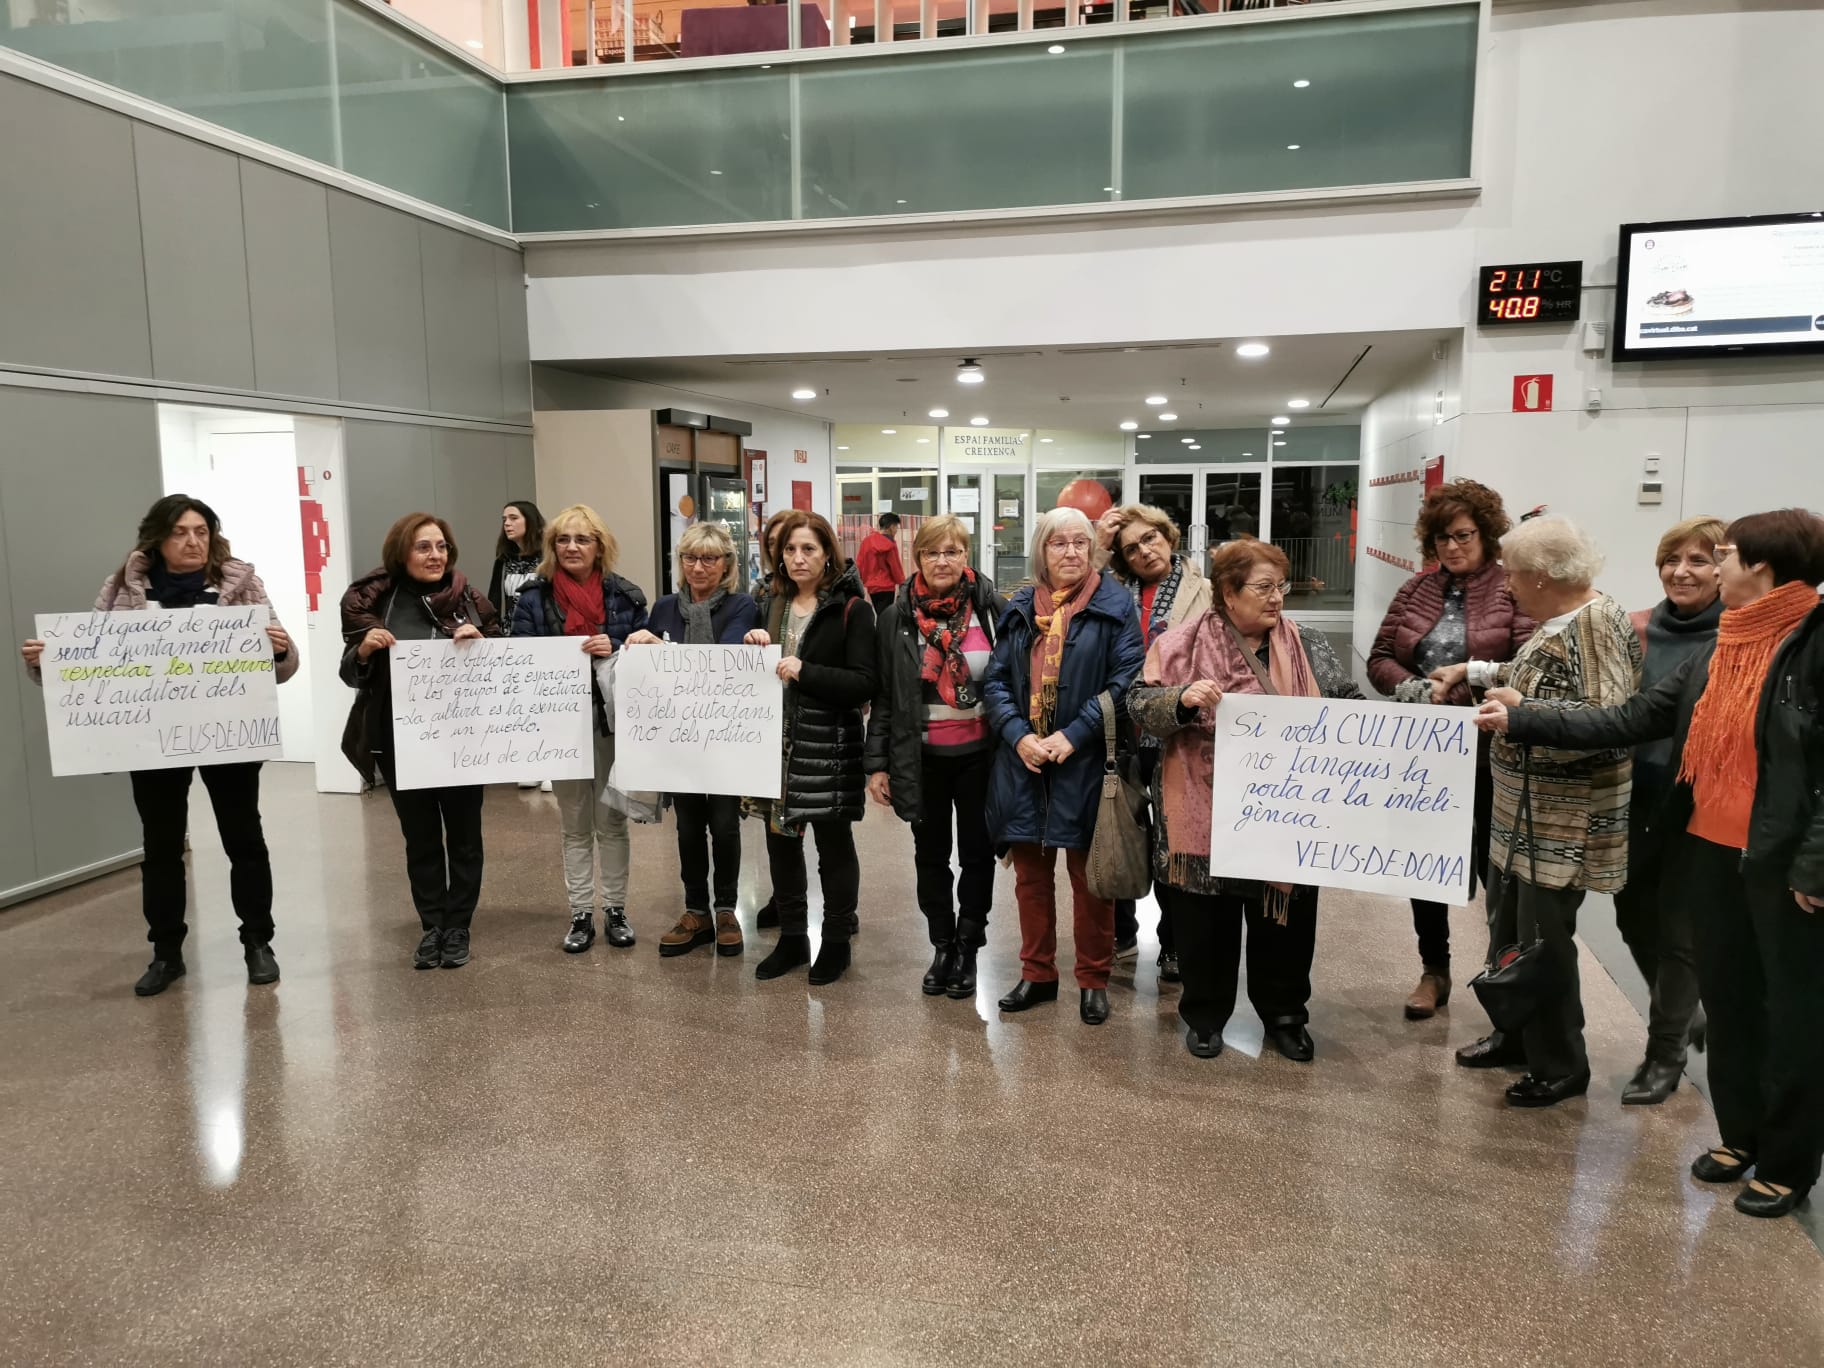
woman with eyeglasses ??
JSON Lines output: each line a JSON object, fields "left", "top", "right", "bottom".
{"left": 1368, "top": 480, "right": 1534, "bottom": 1025}
{"left": 865, "top": 514, "right": 1006, "bottom": 999}
{"left": 1480, "top": 511, "right": 1824, "bottom": 1214}
{"left": 340, "top": 512, "right": 502, "bottom": 970}
{"left": 984, "top": 507, "right": 1145, "bottom": 1026}
{"left": 625, "top": 521, "right": 760, "bottom": 959}
{"left": 510, "top": 504, "right": 650, "bottom": 955}
{"left": 1130, "top": 537, "right": 1364, "bottom": 1061}
{"left": 1097, "top": 503, "right": 1213, "bottom": 985}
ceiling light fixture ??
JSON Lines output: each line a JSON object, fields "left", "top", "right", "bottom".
{"left": 916, "top": 438, "right": 930, "bottom": 444}
{"left": 1293, "top": 79, "right": 1310, "bottom": 88}
{"left": 1119, "top": 420, "right": 1138, "bottom": 431}
{"left": 1189, "top": 445, "right": 1202, "bottom": 451}
{"left": 970, "top": 416, "right": 990, "bottom": 426}
{"left": 1286, "top": 144, "right": 1301, "bottom": 151}
{"left": 710, "top": 169, "right": 724, "bottom": 176}
{"left": 791, "top": 388, "right": 816, "bottom": 400}
{"left": 882, "top": 428, "right": 897, "bottom": 435}
{"left": 1287, "top": 398, "right": 1310, "bottom": 409}
{"left": 1047, "top": 43, "right": 1065, "bottom": 53}
{"left": 1137, "top": 434, "right": 1151, "bottom": 440}
{"left": 1145, "top": 395, "right": 1168, "bottom": 405}
{"left": 1181, "top": 437, "right": 1196, "bottom": 445}
{"left": 1040, "top": 437, "right": 1054, "bottom": 444}
{"left": 1159, "top": 412, "right": 1178, "bottom": 422}
{"left": 956, "top": 360, "right": 985, "bottom": 385}
{"left": 928, "top": 408, "right": 949, "bottom": 419}
{"left": 1236, "top": 342, "right": 1270, "bottom": 359}
{"left": 836, "top": 445, "right": 850, "bottom": 451}
{"left": 1272, "top": 416, "right": 1291, "bottom": 426}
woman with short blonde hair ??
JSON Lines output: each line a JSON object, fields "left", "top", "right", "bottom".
{"left": 512, "top": 504, "right": 650, "bottom": 954}
{"left": 674, "top": 521, "right": 742, "bottom": 595}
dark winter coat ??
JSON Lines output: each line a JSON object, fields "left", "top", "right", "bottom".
{"left": 337, "top": 567, "right": 502, "bottom": 786}
{"left": 763, "top": 565, "right": 878, "bottom": 827}
{"left": 645, "top": 591, "right": 761, "bottom": 646}
{"left": 510, "top": 572, "right": 650, "bottom": 733}
{"left": 1748, "top": 603, "right": 1824, "bottom": 896}
{"left": 864, "top": 572, "right": 1006, "bottom": 822}
{"left": 1369, "top": 560, "right": 1535, "bottom": 704}
{"left": 983, "top": 571, "right": 1145, "bottom": 853}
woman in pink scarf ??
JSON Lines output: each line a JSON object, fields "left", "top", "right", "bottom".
{"left": 1128, "top": 539, "right": 1363, "bottom": 1062}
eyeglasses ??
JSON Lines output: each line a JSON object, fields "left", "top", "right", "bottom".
{"left": 411, "top": 540, "right": 450, "bottom": 555}
{"left": 922, "top": 548, "right": 968, "bottom": 563}
{"left": 680, "top": 553, "right": 725, "bottom": 567}
{"left": 1244, "top": 579, "right": 1291, "bottom": 598}
{"left": 1714, "top": 544, "right": 1737, "bottom": 563}
{"left": 1434, "top": 530, "right": 1478, "bottom": 548}
{"left": 1120, "top": 529, "right": 1167, "bottom": 556}
{"left": 1047, "top": 537, "right": 1092, "bottom": 554}
{"left": 555, "top": 534, "right": 597, "bottom": 548}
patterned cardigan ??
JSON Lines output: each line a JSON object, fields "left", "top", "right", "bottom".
{"left": 1488, "top": 595, "right": 1642, "bottom": 891}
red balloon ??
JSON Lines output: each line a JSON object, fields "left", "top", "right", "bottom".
{"left": 1055, "top": 479, "right": 1113, "bottom": 520}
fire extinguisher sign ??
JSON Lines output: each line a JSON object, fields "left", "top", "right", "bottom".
{"left": 1512, "top": 374, "right": 1553, "bottom": 413}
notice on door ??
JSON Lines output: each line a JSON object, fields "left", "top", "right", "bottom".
{"left": 613, "top": 643, "right": 783, "bottom": 798}
{"left": 1207, "top": 695, "right": 1476, "bottom": 903}
{"left": 388, "top": 637, "right": 594, "bottom": 790}
{"left": 35, "top": 605, "right": 283, "bottom": 776}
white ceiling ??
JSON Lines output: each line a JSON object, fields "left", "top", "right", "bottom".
{"left": 558, "top": 330, "right": 1450, "bottom": 432}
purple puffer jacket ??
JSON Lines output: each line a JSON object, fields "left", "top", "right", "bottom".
{"left": 1368, "top": 559, "right": 1532, "bottom": 706}
{"left": 28, "top": 549, "right": 300, "bottom": 685}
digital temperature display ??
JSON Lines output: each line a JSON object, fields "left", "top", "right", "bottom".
{"left": 1477, "top": 261, "right": 1582, "bottom": 326}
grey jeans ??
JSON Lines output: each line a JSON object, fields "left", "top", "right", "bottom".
{"left": 551, "top": 730, "right": 630, "bottom": 914}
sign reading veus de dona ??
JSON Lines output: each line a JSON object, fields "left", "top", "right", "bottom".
{"left": 36, "top": 606, "right": 283, "bottom": 776}
{"left": 613, "top": 643, "right": 783, "bottom": 798}
{"left": 1208, "top": 695, "right": 1477, "bottom": 903}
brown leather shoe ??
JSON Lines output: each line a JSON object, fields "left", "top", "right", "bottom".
{"left": 659, "top": 910, "right": 714, "bottom": 958}
{"left": 1404, "top": 967, "right": 1451, "bottom": 1020}
{"left": 714, "top": 909, "right": 744, "bottom": 957}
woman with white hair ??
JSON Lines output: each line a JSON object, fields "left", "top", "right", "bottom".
{"left": 1438, "top": 516, "right": 1642, "bottom": 1106}
{"left": 983, "top": 506, "right": 1145, "bottom": 1025}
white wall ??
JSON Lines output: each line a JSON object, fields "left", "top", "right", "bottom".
{"left": 531, "top": 407, "right": 660, "bottom": 591}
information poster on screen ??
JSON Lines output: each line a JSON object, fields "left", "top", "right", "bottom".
{"left": 1620, "top": 217, "right": 1824, "bottom": 355}
{"left": 36, "top": 606, "right": 282, "bottom": 776}
{"left": 1207, "top": 695, "right": 1477, "bottom": 903}
{"left": 613, "top": 644, "right": 783, "bottom": 798}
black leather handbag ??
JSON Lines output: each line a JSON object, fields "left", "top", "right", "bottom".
{"left": 1470, "top": 749, "right": 1558, "bottom": 1032}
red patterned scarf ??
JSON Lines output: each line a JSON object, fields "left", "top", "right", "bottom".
{"left": 913, "top": 569, "right": 978, "bottom": 709}
{"left": 551, "top": 570, "right": 603, "bottom": 638}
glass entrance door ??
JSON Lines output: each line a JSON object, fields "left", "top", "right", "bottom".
{"left": 947, "top": 465, "right": 1030, "bottom": 586}
{"left": 1136, "top": 464, "right": 1269, "bottom": 572}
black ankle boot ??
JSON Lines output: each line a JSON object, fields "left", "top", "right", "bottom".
{"left": 946, "top": 942, "right": 978, "bottom": 999}
{"left": 810, "top": 925, "right": 851, "bottom": 985}
{"left": 755, "top": 934, "right": 811, "bottom": 980}
{"left": 922, "top": 942, "right": 956, "bottom": 996}
{"left": 134, "top": 957, "right": 186, "bottom": 997}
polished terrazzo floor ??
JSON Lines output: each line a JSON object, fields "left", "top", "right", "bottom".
{"left": 4, "top": 764, "right": 1822, "bottom": 1367}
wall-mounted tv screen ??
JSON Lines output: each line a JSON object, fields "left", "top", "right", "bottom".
{"left": 1614, "top": 212, "right": 1824, "bottom": 361}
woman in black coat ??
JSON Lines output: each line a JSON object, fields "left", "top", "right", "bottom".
{"left": 865, "top": 513, "right": 1004, "bottom": 1000}
{"left": 743, "top": 510, "right": 877, "bottom": 986}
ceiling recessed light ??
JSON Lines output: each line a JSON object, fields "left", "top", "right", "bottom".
{"left": 1236, "top": 342, "right": 1270, "bottom": 358}
{"left": 1047, "top": 43, "right": 1065, "bottom": 53}
{"left": 836, "top": 445, "right": 850, "bottom": 451}
{"left": 916, "top": 438, "right": 930, "bottom": 444}
{"left": 928, "top": 408, "right": 949, "bottom": 419}
{"left": 1293, "top": 79, "right": 1310, "bottom": 88}
{"left": 1272, "top": 416, "right": 1291, "bottom": 426}
{"left": 791, "top": 388, "right": 816, "bottom": 400}
{"left": 896, "top": 199, "right": 908, "bottom": 206}
{"left": 1189, "top": 445, "right": 1202, "bottom": 451}
{"left": 1137, "top": 434, "right": 1151, "bottom": 440}
{"left": 1144, "top": 395, "right": 1168, "bottom": 405}
{"left": 1287, "top": 398, "right": 1310, "bottom": 409}
{"left": 710, "top": 169, "right": 723, "bottom": 176}
{"left": 956, "top": 360, "right": 985, "bottom": 385}
{"left": 1286, "top": 144, "right": 1301, "bottom": 151}
{"left": 1181, "top": 438, "right": 1196, "bottom": 445}
{"left": 1159, "top": 412, "right": 1178, "bottom": 422}
{"left": 970, "top": 416, "right": 990, "bottom": 426}
{"left": 1119, "top": 420, "right": 1138, "bottom": 431}
{"left": 616, "top": 115, "right": 626, "bottom": 122}
{"left": 882, "top": 428, "right": 897, "bottom": 435}
{"left": 1040, "top": 437, "right": 1054, "bottom": 444}
{"left": 1242, "top": 452, "right": 1254, "bottom": 457}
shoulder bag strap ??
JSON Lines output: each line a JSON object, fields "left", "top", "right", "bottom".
{"left": 1098, "top": 689, "right": 1119, "bottom": 772}
{"left": 1219, "top": 611, "right": 1277, "bottom": 695}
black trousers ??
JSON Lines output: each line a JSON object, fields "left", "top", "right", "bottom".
{"left": 910, "top": 748, "right": 995, "bottom": 947}
{"left": 1687, "top": 836, "right": 1824, "bottom": 1192}
{"left": 129, "top": 762, "right": 274, "bottom": 958}
{"left": 869, "top": 591, "right": 896, "bottom": 615}
{"left": 673, "top": 792, "right": 743, "bottom": 912}
{"left": 1484, "top": 861, "right": 1588, "bottom": 1081}
{"left": 1407, "top": 758, "right": 1494, "bottom": 969}
{"left": 375, "top": 750, "right": 485, "bottom": 932}
{"left": 765, "top": 820, "right": 860, "bottom": 937}
{"left": 1158, "top": 881, "right": 1317, "bottom": 1035}
{"left": 1614, "top": 815, "right": 1701, "bottom": 1065}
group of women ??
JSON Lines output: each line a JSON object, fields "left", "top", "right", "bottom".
{"left": 18, "top": 482, "right": 1824, "bottom": 1222}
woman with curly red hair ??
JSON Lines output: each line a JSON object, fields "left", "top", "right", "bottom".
{"left": 1368, "top": 480, "right": 1534, "bottom": 1026}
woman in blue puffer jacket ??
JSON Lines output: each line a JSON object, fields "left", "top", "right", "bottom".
{"left": 984, "top": 506, "right": 1145, "bottom": 1027}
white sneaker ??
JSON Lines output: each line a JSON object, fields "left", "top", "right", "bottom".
{"left": 540, "top": 779, "right": 553, "bottom": 793}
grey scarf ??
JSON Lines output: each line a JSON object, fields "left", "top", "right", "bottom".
{"left": 680, "top": 588, "right": 727, "bottom": 644}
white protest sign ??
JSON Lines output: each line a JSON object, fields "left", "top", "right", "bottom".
{"left": 388, "top": 637, "right": 593, "bottom": 790}
{"left": 1208, "top": 694, "right": 1477, "bottom": 902}
{"left": 35, "top": 606, "right": 282, "bottom": 776}
{"left": 612, "top": 643, "right": 783, "bottom": 798}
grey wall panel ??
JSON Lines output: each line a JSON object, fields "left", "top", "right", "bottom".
{"left": 243, "top": 162, "right": 340, "bottom": 402}
{"left": 495, "top": 248, "right": 533, "bottom": 426}
{"left": 431, "top": 428, "right": 513, "bottom": 583}
{"left": 0, "top": 503, "right": 37, "bottom": 896}
{"left": 0, "top": 390, "right": 159, "bottom": 884}
{"left": 135, "top": 126, "right": 257, "bottom": 391}
{"left": 422, "top": 226, "right": 504, "bottom": 421}
{"left": 344, "top": 421, "right": 436, "bottom": 575}
{"left": 505, "top": 439, "right": 536, "bottom": 507}
{"left": 328, "top": 193, "right": 431, "bottom": 412}
{"left": 0, "top": 76, "right": 151, "bottom": 379}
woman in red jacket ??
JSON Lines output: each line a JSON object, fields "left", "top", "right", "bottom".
{"left": 1367, "top": 480, "right": 1533, "bottom": 1026}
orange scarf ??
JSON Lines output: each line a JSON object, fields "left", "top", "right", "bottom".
{"left": 1028, "top": 578, "right": 1088, "bottom": 735}
{"left": 1680, "top": 579, "right": 1820, "bottom": 849}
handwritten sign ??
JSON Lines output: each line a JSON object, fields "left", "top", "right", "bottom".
{"left": 613, "top": 644, "right": 783, "bottom": 797}
{"left": 388, "top": 638, "right": 593, "bottom": 790}
{"left": 36, "top": 606, "right": 282, "bottom": 775}
{"left": 1208, "top": 695, "right": 1477, "bottom": 902}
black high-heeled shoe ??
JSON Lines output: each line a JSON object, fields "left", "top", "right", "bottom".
{"left": 997, "top": 979, "right": 1058, "bottom": 1012}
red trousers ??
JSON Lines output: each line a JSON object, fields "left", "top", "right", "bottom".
{"left": 1010, "top": 844, "right": 1115, "bottom": 989}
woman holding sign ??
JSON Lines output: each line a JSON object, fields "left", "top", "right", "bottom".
{"left": 510, "top": 505, "right": 650, "bottom": 955}
{"left": 743, "top": 510, "right": 877, "bottom": 986}
{"left": 340, "top": 512, "right": 501, "bottom": 971}
{"left": 21, "top": 494, "right": 297, "bottom": 997}
{"left": 1128, "top": 538, "right": 1363, "bottom": 1061}
{"left": 983, "top": 506, "right": 1145, "bottom": 1026}
{"left": 626, "top": 521, "right": 760, "bottom": 958}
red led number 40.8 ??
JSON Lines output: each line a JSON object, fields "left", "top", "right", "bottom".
{"left": 1489, "top": 295, "right": 1542, "bottom": 319}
